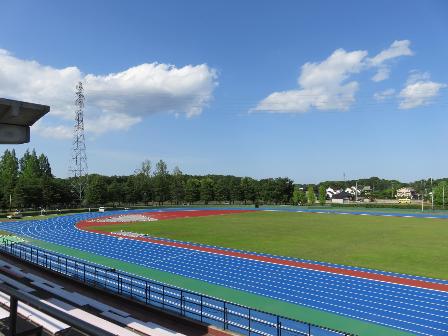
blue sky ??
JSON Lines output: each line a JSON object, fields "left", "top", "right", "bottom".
{"left": 1, "top": 0, "right": 447, "bottom": 183}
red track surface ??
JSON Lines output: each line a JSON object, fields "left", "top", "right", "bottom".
{"left": 77, "top": 209, "right": 448, "bottom": 293}
{"left": 76, "top": 209, "right": 253, "bottom": 230}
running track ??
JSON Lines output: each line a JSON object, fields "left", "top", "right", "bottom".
{"left": 1, "top": 208, "right": 447, "bottom": 336}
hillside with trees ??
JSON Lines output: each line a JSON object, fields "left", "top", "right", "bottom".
{"left": 0, "top": 149, "right": 446, "bottom": 211}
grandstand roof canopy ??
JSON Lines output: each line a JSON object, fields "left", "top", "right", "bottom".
{"left": 0, "top": 98, "right": 50, "bottom": 144}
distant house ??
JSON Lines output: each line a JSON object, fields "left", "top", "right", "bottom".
{"left": 345, "top": 186, "right": 361, "bottom": 196}
{"left": 362, "top": 186, "right": 372, "bottom": 195}
{"left": 326, "top": 187, "right": 337, "bottom": 199}
{"left": 332, "top": 191, "right": 353, "bottom": 204}
{"left": 396, "top": 187, "right": 417, "bottom": 200}
{"left": 326, "top": 187, "right": 346, "bottom": 199}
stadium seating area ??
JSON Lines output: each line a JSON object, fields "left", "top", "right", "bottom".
{"left": 0, "top": 258, "right": 185, "bottom": 336}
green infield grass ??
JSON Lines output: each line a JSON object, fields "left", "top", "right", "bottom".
{"left": 89, "top": 211, "right": 448, "bottom": 279}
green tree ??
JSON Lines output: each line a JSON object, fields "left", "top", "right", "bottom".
{"left": 434, "top": 181, "right": 448, "bottom": 207}
{"left": 214, "top": 178, "right": 229, "bottom": 203}
{"left": 16, "top": 149, "right": 43, "bottom": 207}
{"left": 185, "top": 178, "right": 200, "bottom": 204}
{"left": 124, "top": 176, "right": 139, "bottom": 205}
{"left": 85, "top": 174, "right": 108, "bottom": 206}
{"left": 306, "top": 185, "right": 316, "bottom": 205}
{"left": 240, "top": 177, "right": 256, "bottom": 204}
{"left": 107, "top": 180, "right": 123, "bottom": 206}
{"left": 134, "top": 161, "right": 153, "bottom": 205}
{"left": 12, "top": 179, "right": 25, "bottom": 208}
{"left": 171, "top": 166, "right": 185, "bottom": 205}
{"left": 38, "top": 154, "right": 52, "bottom": 178}
{"left": 318, "top": 185, "right": 326, "bottom": 205}
{"left": 0, "top": 149, "right": 19, "bottom": 210}
{"left": 20, "top": 149, "right": 41, "bottom": 179}
{"left": 292, "top": 186, "right": 303, "bottom": 205}
{"left": 135, "top": 160, "right": 151, "bottom": 177}
{"left": 273, "top": 178, "right": 294, "bottom": 204}
{"left": 291, "top": 187, "right": 307, "bottom": 205}
{"left": 230, "top": 177, "right": 242, "bottom": 204}
{"left": 50, "top": 178, "right": 75, "bottom": 207}
{"left": 200, "top": 177, "right": 215, "bottom": 204}
{"left": 38, "top": 153, "right": 54, "bottom": 207}
{"left": 259, "top": 178, "right": 275, "bottom": 204}
{"left": 153, "top": 160, "right": 170, "bottom": 205}
{"left": 40, "top": 178, "right": 55, "bottom": 207}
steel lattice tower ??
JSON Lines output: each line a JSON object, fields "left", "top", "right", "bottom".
{"left": 69, "top": 82, "right": 88, "bottom": 203}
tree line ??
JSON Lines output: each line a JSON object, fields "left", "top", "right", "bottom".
{"left": 0, "top": 150, "right": 295, "bottom": 209}
{"left": 1, "top": 149, "right": 447, "bottom": 210}
{"left": 86, "top": 159, "right": 294, "bottom": 207}
{"left": 0, "top": 149, "right": 73, "bottom": 210}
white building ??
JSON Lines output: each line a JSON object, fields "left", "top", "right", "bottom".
{"left": 326, "top": 187, "right": 337, "bottom": 199}
{"left": 345, "top": 186, "right": 361, "bottom": 196}
{"left": 396, "top": 187, "right": 417, "bottom": 199}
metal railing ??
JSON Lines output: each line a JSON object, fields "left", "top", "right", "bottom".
{"left": 0, "top": 238, "right": 353, "bottom": 336}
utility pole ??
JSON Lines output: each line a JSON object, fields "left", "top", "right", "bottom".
{"left": 431, "top": 178, "right": 434, "bottom": 211}
{"left": 69, "top": 82, "right": 88, "bottom": 204}
{"left": 443, "top": 185, "right": 445, "bottom": 209}
{"left": 421, "top": 181, "right": 424, "bottom": 212}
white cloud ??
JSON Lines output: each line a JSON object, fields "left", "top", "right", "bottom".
{"left": 32, "top": 113, "right": 141, "bottom": 140}
{"left": 85, "top": 113, "right": 141, "bottom": 135}
{"left": 374, "top": 88, "right": 396, "bottom": 101}
{"left": 399, "top": 72, "right": 446, "bottom": 109}
{"left": 369, "top": 40, "right": 413, "bottom": 82}
{"left": 405, "top": 70, "right": 430, "bottom": 84}
{"left": 0, "top": 50, "right": 82, "bottom": 119}
{"left": 85, "top": 63, "right": 217, "bottom": 118}
{"left": 253, "top": 49, "right": 367, "bottom": 113}
{"left": 253, "top": 40, "right": 414, "bottom": 113}
{"left": 33, "top": 122, "right": 72, "bottom": 140}
{"left": 0, "top": 49, "right": 218, "bottom": 138}
{"left": 371, "top": 67, "right": 391, "bottom": 82}
{"left": 369, "top": 40, "right": 413, "bottom": 66}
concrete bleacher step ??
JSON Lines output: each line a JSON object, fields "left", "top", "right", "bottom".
{"left": 1, "top": 257, "right": 66, "bottom": 289}
{"left": 0, "top": 291, "right": 70, "bottom": 334}
{"left": 32, "top": 281, "right": 130, "bottom": 318}
{"left": 101, "top": 310, "right": 185, "bottom": 336}
{"left": 18, "top": 301, "right": 71, "bottom": 334}
{"left": 0, "top": 290, "right": 10, "bottom": 306}
{"left": 44, "top": 298, "right": 141, "bottom": 336}
{"left": 31, "top": 281, "right": 77, "bottom": 300}
{"left": 0, "top": 260, "right": 26, "bottom": 278}
{"left": 0, "top": 273, "right": 34, "bottom": 293}
{"left": 27, "top": 274, "right": 63, "bottom": 289}
{"left": 0, "top": 306, "right": 9, "bottom": 320}
{"left": 70, "top": 292, "right": 130, "bottom": 317}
